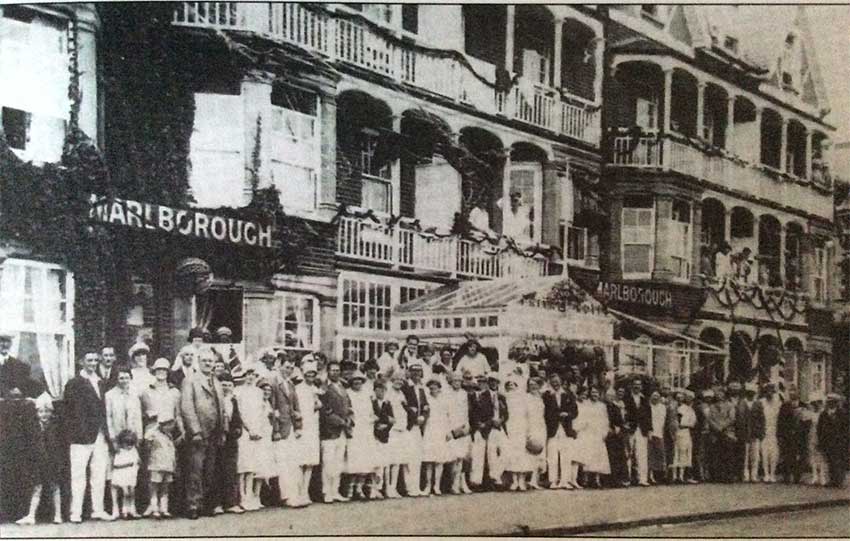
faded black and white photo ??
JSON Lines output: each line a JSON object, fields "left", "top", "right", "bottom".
{"left": 0, "top": 2, "right": 848, "bottom": 537}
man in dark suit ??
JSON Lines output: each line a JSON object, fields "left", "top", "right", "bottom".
{"left": 63, "top": 352, "right": 111, "bottom": 523}
{"left": 468, "top": 373, "right": 508, "bottom": 490}
{"left": 624, "top": 378, "right": 653, "bottom": 486}
{"left": 401, "top": 361, "right": 429, "bottom": 496}
{"left": 319, "top": 361, "right": 353, "bottom": 503}
{"left": 736, "top": 383, "right": 765, "bottom": 482}
{"left": 817, "top": 394, "right": 849, "bottom": 487}
{"left": 0, "top": 332, "right": 38, "bottom": 398}
{"left": 542, "top": 373, "right": 578, "bottom": 489}
{"left": 272, "top": 359, "right": 302, "bottom": 505}
{"left": 180, "top": 347, "right": 227, "bottom": 519}
{"left": 98, "top": 346, "right": 121, "bottom": 392}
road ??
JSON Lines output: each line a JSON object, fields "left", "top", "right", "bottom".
{"left": 589, "top": 506, "right": 850, "bottom": 537}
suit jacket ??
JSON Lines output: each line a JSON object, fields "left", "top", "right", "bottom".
{"left": 707, "top": 400, "right": 736, "bottom": 437}
{"left": 63, "top": 373, "right": 107, "bottom": 445}
{"left": 624, "top": 393, "right": 653, "bottom": 436}
{"left": 104, "top": 387, "right": 144, "bottom": 444}
{"left": 319, "top": 381, "right": 352, "bottom": 440}
{"left": 168, "top": 366, "right": 193, "bottom": 390}
{"left": 542, "top": 389, "right": 578, "bottom": 439}
{"left": 606, "top": 400, "right": 625, "bottom": 431}
{"left": 735, "top": 399, "right": 766, "bottom": 442}
{"left": 777, "top": 402, "right": 806, "bottom": 447}
{"left": 402, "top": 383, "right": 430, "bottom": 432}
{"left": 817, "top": 407, "right": 849, "bottom": 460}
{"left": 180, "top": 372, "right": 227, "bottom": 441}
{"left": 222, "top": 396, "right": 243, "bottom": 450}
{"left": 473, "top": 389, "right": 508, "bottom": 438}
{"left": 97, "top": 364, "right": 122, "bottom": 393}
{"left": 271, "top": 374, "right": 301, "bottom": 439}
{"left": 372, "top": 398, "right": 394, "bottom": 444}
{"left": 0, "top": 356, "right": 35, "bottom": 398}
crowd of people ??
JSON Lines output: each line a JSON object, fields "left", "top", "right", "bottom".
{"left": 4, "top": 330, "right": 848, "bottom": 526}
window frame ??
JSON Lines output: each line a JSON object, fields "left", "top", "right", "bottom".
{"left": 812, "top": 245, "right": 828, "bottom": 303}
{"left": 670, "top": 199, "right": 692, "bottom": 282}
{"left": 621, "top": 197, "right": 656, "bottom": 279}
{"left": 503, "top": 161, "right": 544, "bottom": 244}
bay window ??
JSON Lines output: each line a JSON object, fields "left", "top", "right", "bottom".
{"left": 621, "top": 195, "right": 655, "bottom": 277}
{"left": 269, "top": 86, "right": 320, "bottom": 213}
{"left": 0, "top": 259, "right": 74, "bottom": 397}
{"left": 189, "top": 92, "right": 246, "bottom": 208}
{"left": 243, "top": 292, "right": 319, "bottom": 357}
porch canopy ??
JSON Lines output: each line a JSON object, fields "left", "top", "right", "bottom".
{"left": 393, "top": 275, "right": 616, "bottom": 360}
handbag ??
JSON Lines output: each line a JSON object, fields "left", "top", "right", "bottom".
{"left": 526, "top": 435, "right": 544, "bottom": 455}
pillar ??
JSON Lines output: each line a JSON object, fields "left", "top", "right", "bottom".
{"left": 779, "top": 117, "right": 789, "bottom": 172}
{"left": 662, "top": 68, "right": 673, "bottom": 134}
{"left": 752, "top": 215, "right": 761, "bottom": 284}
{"left": 553, "top": 18, "right": 564, "bottom": 89}
{"left": 724, "top": 209, "right": 732, "bottom": 245}
{"left": 652, "top": 195, "right": 674, "bottom": 281}
{"left": 754, "top": 106, "right": 763, "bottom": 164}
{"left": 725, "top": 94, "right": 736, "bottom": 151}
{"left": 696, "top": 81, "right": 706, "bottom": 140}
{"left": 805, "top": 130, "right": 813, "bottom": 180}
{"left": 779, "top": 224, "right": 787, "bottom": 288}
{"left": 541, "top": 162, "right": 563, "bottom": 247}
{"left": 318, "top": 92, "right": 339, "bottom": 215}
{"left": 691, "top": 201, "right": 703, "bottom": 286}
{"left": 505, "top": 5, "right": 516, "bottom": 73}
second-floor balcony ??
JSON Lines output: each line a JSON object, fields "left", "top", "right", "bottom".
{"left": 336, "top": 214, "right": 550, "bottom": 280}
{"left": 172, "top": 2, "right": 601, "bottom": 145}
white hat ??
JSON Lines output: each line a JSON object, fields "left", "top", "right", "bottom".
{"left": 34, "top": 392, "right": 54, "bottom": 410}
{"left": 744, "top": 382, "right": 758, "bottom": 393}
{"left": 152, "top": 357, "right": 170, "bottom": 372}
{"left": 128, "top": 342, "right": 150, "bottom": 359}
{"left": 301, "top": 361, "right": 318, "bottom": 375}
{"left": 350, "top": 371, "right": 367, "bottom": 382}
{"left": 407, "top": 360, "right": 425, "bottom": 372}
{"left": 809, "top": 391, "right": 825, "bottom": 403}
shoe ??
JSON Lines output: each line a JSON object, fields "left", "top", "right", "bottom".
{"left": 226, "top": 505, "right": 245, "bottom": 514}
{"left": 333, "top": 493, "right": 350, "bottom": 503}
{"left": 638, "top": 481, "right": 650, "bottom": 487}
{"left": 53, "top": 517, "right": 63, "bottom": 524}
{"left": 213, "top": 506, "right": 224, "bottom": 515}
{"left": 70, "top": 516, "right": 82, "bottom": 524}
{"left": 143, "top": 506, "right": 158, "bottom": 518}
{"left": 461, "top": 485, "right": 473, "bottom": 495}
{"left": 15, "top": 516, "right": 35, "bottom": 525}
{"left": 160, "top": 510, "right": 172, "bottom": 518}
{"left": 323, "top": 495, "right": 334, "bottom": 504}
{"left": 186, "top": 510, "right": 200, "bottom": 520}
{"left": 91, "top": 511, "right": 112, "bottom": 521}
{"left": 687, "top": 478, "right": 699, "bottom": 484}
{"left": 152, "top": 511, "right": 161, "bottom": 519}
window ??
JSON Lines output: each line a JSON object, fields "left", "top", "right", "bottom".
{"left": 0, "top": 7, "right": 69, "bottom": 163}
{"left": 813, "top": 246, "right": 828, "bottom": 303}
{"left": 505, "top": 163, "right": 543, "bottom": 243}
{"left": 269, "top": 86, "right": 320, "bottom": 213}
{"left": 809, "top": 354, "right": 825, "bottom": 396}
{"left": 636, "top": 96, "right": 659, "bottom": 131}
{"left": 243, "top": 293, "right": 319, "bottom": 356}
{"left": 341, "top": 278, "right": 392, "bottom": 332}
{"left": 653, "top": 341, "right": 691, "bottom": 389}
{"left": 619, "top": 336, "right": 651, "bottom": 375}
{"left": 189, "top": 93, "right": 246, "bottom": 207}
{"left": 195, "top": 288, "right": 244, "bottom": 343}
{"left": 401, "top": 4, "right": 418, "bottom": 34}
{"left": 415, "top": 158, "right": 461, "bottom": 230}
{"left": 670, "top": 200, "right": 692, "bottom": 281}
{"left": 360, "top": 130, "right": 393, "bottom": 214}
{"left": 621, "top": 195, "right": 655, "bottom": 277}
{"left": 0, "top": 259, "right": 74, "bottom": 397}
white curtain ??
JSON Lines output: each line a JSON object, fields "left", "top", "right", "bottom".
{"left": 32, "top": 269, "right": 62, "bottom": 397}
{"left": 0, "top": 263, "right": 25, "bottom": 356}
{"left": 293, "top": 297, "right": 310, "bottom": 348}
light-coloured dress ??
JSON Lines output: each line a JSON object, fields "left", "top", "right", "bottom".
{"left": 254, "top": 399, "right": 277, "bottom": 479}
{"left": 504, "top": 389, "right": 531, "bottom": 472}
{"left": 673, "top": 404, "right": 696, "bottom": 468}
{"left": 345, "top": 388, "right": 377, "bottom": 473}
{"left": 111, "top": 447, "right": 140, "bottom": 489}
{"left": 447, "top": 389, "right": 471, "bottom": 461}
{"left": 525, "top": 392, "right": 547, "bottom": 472}
{"left": 579, "top": 400, "right": 611, "bottom": 474}
{"left": 293, "top": 382, "right": 321, "bottom": 467}
{"left": 422, "top": 393, "right": 452, "bottom": 463}
{"left": 385, "top": 389, "right": 409, "bottom": 465}
{"left": 236, "top": 384, "right": 266, "bottom": 474}
{"left": 141, "top": 383, "right": 182, "bottom": 482}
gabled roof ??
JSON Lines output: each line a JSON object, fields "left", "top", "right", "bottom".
{"left": 394, "top": 275, "right": 607, "bottom": 316}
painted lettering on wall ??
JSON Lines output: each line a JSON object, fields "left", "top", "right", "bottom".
{"left": 596, "top": 281, "right": 674, "bottom": 309}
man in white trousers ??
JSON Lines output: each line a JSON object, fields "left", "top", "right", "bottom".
{"left": 63, "top": 352, "right": 111, "bottom": 522}
{"left": 760, "top": 383, "right": 782, "bottom": 482}
{"left": 401, "top": 361, "right": 429, "bottom": 496}
{"left": 542, "top": 374, "right": 578, "bottom": 489}
{"left": 318, "top": 362, "right": 352, "bottom": 503}
{"left": 469, "top": 374, "right": 508, "bottom": 489}
{"left": 625, "top": 378, "right": 652, "bottom": 486}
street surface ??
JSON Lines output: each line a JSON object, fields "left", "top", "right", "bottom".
{"left": 2, "top": 482, "right": 847, "bottom": 537}
{"left": 589, "top": 506, "right": 850, "bottom": 537}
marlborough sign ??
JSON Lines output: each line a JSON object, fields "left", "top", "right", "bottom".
{"left": 89, "top": 195, "right": 274, "bottom": 248}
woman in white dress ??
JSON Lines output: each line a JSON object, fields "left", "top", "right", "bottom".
{"left": 291, "top": 361, "right": 322, "bottom": 507}
{"left": 344, "top": 372, "right": 376, "bottom": 499}
{"left": 235, "top": 367, "right": 265, "bottom": 510}
{"left": 525, "top": 377, "right": 547, "bottom": 490}
{"left": 446, "top": 372, "right": 472, "bottom": 494}
{"left": 421, "top": 378, "right": 452, "bottom": 495}
{"left": 384, "top": 371, "right": 408, "bottom": 498}
{"left": 504, "top": 379, "right": 531, "bottom": 491}
{"left": 572, "top": 387, "right": 591, "bottom": 488}
{"left": 251, "top": 379, "right": 277, "bottom": 508}
{"left": 580, "top": 387, "right": 611, "bottom": 488}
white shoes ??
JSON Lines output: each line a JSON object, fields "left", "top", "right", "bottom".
{"left": 15, "top": 516, "right": 35, "bottom": 525}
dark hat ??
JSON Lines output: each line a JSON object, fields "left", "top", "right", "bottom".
{"left": 188, "top": 327, "right": 207, "bottom": 341}
{"left": 426, "top": 378, "right": 442, "bottom": 388}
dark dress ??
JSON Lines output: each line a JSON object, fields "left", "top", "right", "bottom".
{"left": 604, "top": 401, "right": 629, "bottom": 486}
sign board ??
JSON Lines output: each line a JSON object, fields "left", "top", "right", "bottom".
{"left": 571, "top": 273, "right": 709, "bottom": 320}
{"left": 89, "top": 195, "right": 274, "bottom": 248}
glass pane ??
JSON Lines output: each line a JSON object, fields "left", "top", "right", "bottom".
{"left": 623, "top": 245, "right": 651, "bottom": 274}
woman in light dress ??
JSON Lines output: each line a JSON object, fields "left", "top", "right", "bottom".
{"left": 577, "top": 387, "right": 611, "bottom": 488}
{"left": 525, "top": 377, "right": 547, "bottom": 490}
{"left": 292, "top": 361, "right": 322, "bottom": 506}
{"left": 421, "top": 378, "right": 452, "bottom": 495}
{"left": 251, "top": 379, "right": 277, "bottom": 508}
{"left": 235, "top": 367, "right": 264, "bottom": 510}
{"left": 344, "top": 372, "right": 377, "bottom": 499}
{"left": 504, "top": 379, "right": 531, "bottom": 491}
{"left": 571, "top": 387, "right": 590, "bottom": 488}
{"left": 446, "top": 372, "right": 472, "bottom": 494}
{"left": 383, "top": 371, "right": 409, "bottom": 498}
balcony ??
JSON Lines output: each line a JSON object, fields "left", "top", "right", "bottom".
{"left": 609, "top": 133, "right": 833, "bottom": 218}
{"left": 172, "top": 2, "right": 600, "bottom": 145}
{"left": 336, "top": 215, "right": 550, "bottom": 280}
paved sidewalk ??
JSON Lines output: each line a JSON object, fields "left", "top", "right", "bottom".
{"left": 2, "top": 482, "right": 848, "bottom": 537}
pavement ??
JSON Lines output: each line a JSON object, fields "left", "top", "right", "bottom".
{"left": 2, "top": 482, "right": 848, "bottom": 537}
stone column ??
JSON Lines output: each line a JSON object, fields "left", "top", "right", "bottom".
{"left": 652, "top": 194, "right": 674, "bottom": 281}
{"left": 725, "top": 94, "right": 736, "bottom": 151}
{"left": 805, "top": 130, "right": 813, "bottom": 180}
{"left": 691, "top": 201, "right": 703, "bottom": 286}
{"left": 724, "top": 209, "right": 732, "bottom": 245}
{"left": 553, "top": 18, "right": 564, "bottom": 89}
{"left": 318, "top": 92, "right": 339, "bottom": 215}
{"left": 779, "top": 117, "right": 789, "bottom": 172}
{"left": 505, "top": 5, "right": 516, "bottom": 73}
{"left": 779, "top": 224, "right": 787, "bottom": 288}
{"left": 662, "top": 68, "right": 673, "bottom": 134}
{"left": 541, "top": 161, "right": 563, "bottom": 247}
{"left": 754, "top": 106, "right": 763, "bottom": 164}
{"left": 696, "top": 81, "right": 706, "bottom": 140}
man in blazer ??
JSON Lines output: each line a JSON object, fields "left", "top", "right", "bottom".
{"left": 319, "top": 361, "right": 353, "bottom": 503}
{"left": 63, "top": 352, "right": 111, "bottom": 522}
{"left": 401, "top": 361, "right": 429, "bottom": 496}
{"left": 180, "top": 347, "right": 227, "bottom": 519}
{"left": 272, "top": 358, "right": 302, "bottom": 505}
{"left": 542, "top": 373, "right": 578, "bottom": 489}
{"left": 98, "top": 346, "right": 122, "bottom": 393}
{"left": 469, "top": 373, "right": 508, "bottom": 489}
{"left": 624, "top": 378, "right": 653, "bottom": 486}
{"left": 735, "top": 383, "right": 765, "bottom": 482}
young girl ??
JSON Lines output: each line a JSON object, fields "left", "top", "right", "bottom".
{"left": 141, "top": 358, "right": 183, "bottom": 518}
{"left": 447, "top": 372, "right": 472, "bottom": 495}
{"left": 422, "top": 378, "right": 451, "bottom": 496}
{"left": 16, "top": 397, "right": 63, "bottom": 525}
{"left": 344, "top": 372, "right": 377, "bottom": 499}
{"left": 111, "top": 430, "right": 141, "bottom": 519}
{"left": 383, "top": 372, "right": 409, "bottom": 498}
{"left": 504, "top": 379, "right": 531, "bottom": 491}
{"left": 236, "top": 367, "right": 264, "bottom": 511}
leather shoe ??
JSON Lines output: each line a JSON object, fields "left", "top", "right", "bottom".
{"left": 186, "top": 510, "right": 200, "bottom": 520}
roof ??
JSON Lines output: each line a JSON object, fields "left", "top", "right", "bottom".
{"left": 394, "top": 275, "right": 607, "bottom": 316}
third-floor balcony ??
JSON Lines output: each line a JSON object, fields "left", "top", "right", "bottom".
{"left": 172, "top": 2, "right": 601, "bottom": 145}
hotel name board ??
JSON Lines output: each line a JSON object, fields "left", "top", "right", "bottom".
{"left": 89, "top": 195, "right": 274, "bottom": 248}
{"left": 596, "top": 281, "right": 673, "bottom": 309}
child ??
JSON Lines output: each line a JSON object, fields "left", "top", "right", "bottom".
{"left": 16, "top": 396, "right": 63, "bottom": 525}
{"left": 111, "top": 429, "right": 141, "bottom": 519}
{"left": 422, "top": 378, "right": 451, "bottom": 496}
